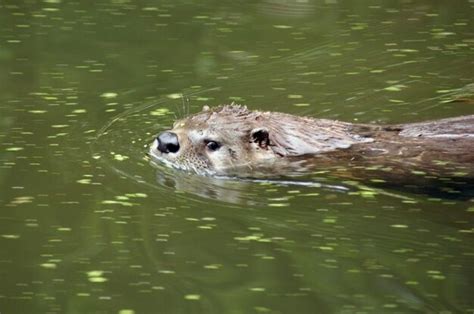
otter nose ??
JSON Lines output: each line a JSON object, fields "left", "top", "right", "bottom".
{"left": 156, "top": 131, "right": 180, "bottom": 153}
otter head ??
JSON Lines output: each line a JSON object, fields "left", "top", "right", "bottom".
{"left": 150, "top": 104, "right": 373, "bottom": 175}
{"left": 149, "top": 105, "right": 277, "bottom": 175}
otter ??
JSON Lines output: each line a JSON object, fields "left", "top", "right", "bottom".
{"left": 149, "top": 105, "right": 474, "bottom": 187}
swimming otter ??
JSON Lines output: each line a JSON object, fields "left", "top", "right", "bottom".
{"left": 149, "top": 105, "right": 474, "bottom": 185}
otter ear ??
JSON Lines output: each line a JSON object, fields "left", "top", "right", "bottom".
{"left": 250, "top": 128, "right": 270, "bottom": 149}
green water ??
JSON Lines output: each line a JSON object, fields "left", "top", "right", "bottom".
{"left": 1, "top": 1, "right": 473, "bottom": 313}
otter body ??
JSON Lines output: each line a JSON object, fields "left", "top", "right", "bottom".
{"left": 149, "top": 105, "right": 474, "bottom": 186}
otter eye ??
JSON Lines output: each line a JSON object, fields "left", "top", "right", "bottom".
{"left": 205, "top": 140, "right": 221, "bottom": 151}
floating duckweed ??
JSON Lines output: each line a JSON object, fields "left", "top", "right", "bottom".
{"left": 159, "top": 270, "right": 175, "bottom": 274}
{"left": 87, "top": 270, "right": 107, "bottom": 283}
{"left": 201, "top": 217, "right": 215, "bottom": 221}
{"left": 273, "top": 25, "right": 292, "bottom": 29}
{"left": 268, "top": 197, "right": 290, "bottom": 201}
{"left": 101, "top": 200, "right": 133, "bottom": 206}
{"left": 150, "top": 108, "right": 171, "bottom": 116}
{"left": 360, "top": 190, "right": 377, "bottom": 198}
{"left": 87, "top": 270, "right": 104, "bottom": 277}
{"left": 405, "top": 281, "right": 419, "bottom": 285}
{"left": 89, "top": 277, "right": 108, "bottom": 283}
{"left": 427, "top": 271, "right": 446, "bottom": 280}
{"left": 234, "top": 234, "right": 263, "bottom": 241}
{"left": 351, "top": 23, "right": 368, "bottom": 30}
{"left": 319, "top": 246, "right": 334, "bottom": 251}
{"left": 114, "top": 154, "right": 129, "bottom": 161}
{"left": 40, "top": 263, "right": 57, "bottom": 269}
{"left": 370, "top": 179, "right": 386, "bottom": 183}
{"left": 268, "top": 203, "right": 290, "bottom": 207}
{"left": 184, "top": 294, "right": 201, "bottom": 300}
{"left": 347, "top": 269, "right": 361, "bottom": 273}
{"left": 28, "top": 110, "right": 48, "bottom": 114}
{"left": 293, "top": 103, "right": 310, "bottom": 107}
{"left": 288, "top": 94, "right": 303, "bottom": 99}
{"left": 101, "top": 92, "right": 118, "bottom": 98}
{"left": 125, "top": 193, "right": 148, "bottom": 198}
{"left": 197, "top": 225, "right": 213, "bottom": 230}
{"left": 77, "top": 178, "right": 91, "bottom": 184}
{"left": 118, "top": 310, "right": 135, "bottom": 314}
{"left": 10, "top": 196, "right": 34, "bottom": 204}
{"left": 393, "top": 248, "right": 411, "bottom": 253}
{"left": 51, "top": 124, "right": 69, "bottom": 128}
{"left": 388, "top": 99, "right": 404, "bottom": 103}
{"left": 72, "top": 109, "right": 87, "bottom": 113}
{"left": 204, "top": 264, "right": 222, "bottom": 270}
{"left": 384, "top": 85, "right": 405, "bottom": 92}
{"left": 6, "top": 147, "right": 24, "bottom": 152}
{"left": 390, "top": 224, "right": 408, "bottom": 228}
{"left": 249, "top": 287, "right": 266, "bottom": 292}
{"left": 185, "top": 217, "right": 199, "bottom": 222}
{"left": 402, "top": 200, "right": 418, "bottom": 204}
{"left": 167, "top": 93, "right": 182, "bottom": 99}
{"left": 1, "top": 234, "right": 20, "bottom": 239}
{"left": 383, "top": 304, "right": 398, "bottom": 309}
{"left": 401, "top": 49, "right": 419, "bottom": 53}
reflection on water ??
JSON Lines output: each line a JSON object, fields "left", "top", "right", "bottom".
{"left": 1, "top": 0, "right": 473, "bottom": 313}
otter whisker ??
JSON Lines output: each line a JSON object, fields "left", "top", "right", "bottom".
{"left": 173, "top": 102, "right": 182, "bottom": 119}
{"left": 181, "top": 93, "right": 186, "bottom": 119}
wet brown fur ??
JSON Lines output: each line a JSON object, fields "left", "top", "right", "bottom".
{"left": 151, "top": 105, "right": 474, "bottom": 185}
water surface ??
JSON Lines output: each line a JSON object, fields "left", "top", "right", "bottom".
{"left": 1, "top": 1, "right": 473, "bottom": 313}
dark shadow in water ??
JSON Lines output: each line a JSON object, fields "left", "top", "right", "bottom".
{"left": 149, "top": 157, "right": 474, "bottom": 205}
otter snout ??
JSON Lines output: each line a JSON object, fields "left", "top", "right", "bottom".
{"left": 157, "top": 131, "right": 180, "bottom": 153}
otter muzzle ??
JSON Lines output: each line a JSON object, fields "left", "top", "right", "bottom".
{"left": 157, "top": 131, "right": 180, "bottom": 153}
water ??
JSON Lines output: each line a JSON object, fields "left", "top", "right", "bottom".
{"left": 1, "top": 1, "right": 473, "bottom": 313}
